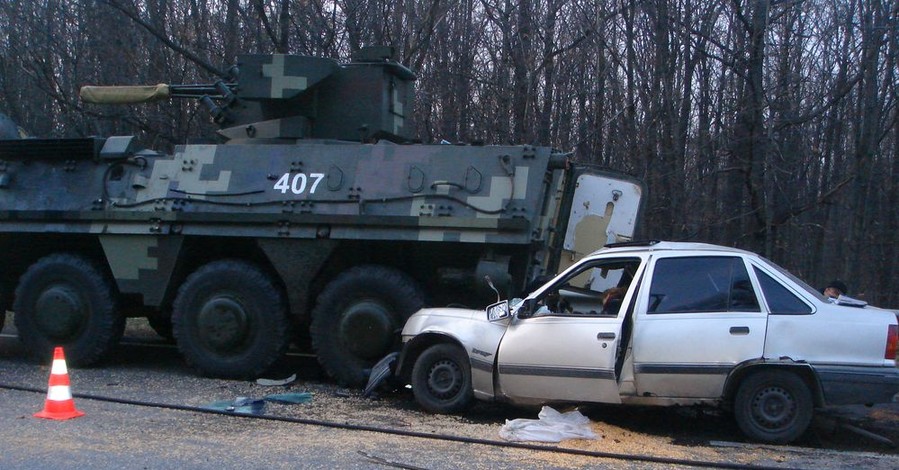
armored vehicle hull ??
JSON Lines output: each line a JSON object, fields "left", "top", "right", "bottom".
{"left": 0, "top": 49, "right": 643, "bottom": 385}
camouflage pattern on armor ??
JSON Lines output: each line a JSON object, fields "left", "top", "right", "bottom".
{"left": 0, "top": 47, "right": 644, "bottom": 313}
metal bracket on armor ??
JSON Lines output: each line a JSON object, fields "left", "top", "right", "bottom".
{"left": 505, "top": 204, "right": 529, "bottom": 218}
{"left": 100, "top": 136, "right": 137, "bottom": 160}
{"left": 522, "top": 145, "right": 537, "bottom": 159}
{"left": 417, "top": 203, "right": 435, "bottom": 216}
{"left": 131, "top": 174, "right": 149, "bottom": 189}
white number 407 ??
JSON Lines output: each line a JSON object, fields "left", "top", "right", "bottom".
{"left": 273, "top": 172, "right": 325, "bottom": 195}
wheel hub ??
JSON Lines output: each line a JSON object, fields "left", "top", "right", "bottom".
{"left": 427, "top": 359, "right": 462, "bottom": 398}
{"left": 34, "top": 285, "right": 86, "bottom": 339}
{"left": 196, "top": 296, "right": 249, "bottom": 352}
{"left": 339, "top": 300, "right": 394, "bottom": 359}
{"left": 752, "top": 385, "right": 795, "bottom": 429}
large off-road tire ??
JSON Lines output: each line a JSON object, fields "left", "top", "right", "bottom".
{"left": 311, "top": 265, "right": 424, "bottom": 387}
{"left": 13, "top": 253, "right": 124, "bottom": 366}
{"left": 734, "top": 370, "right": 814, "bottom": 443}
{"left": 172, "top": 260, "right": 290, "bottom": 379}
{"left": 411, "top": 343, "right": 474, "bottom": 414}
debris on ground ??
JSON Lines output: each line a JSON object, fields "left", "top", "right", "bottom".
{"left": 204, "top": 397, "right": 266, "bottom": 414}
{"left": 499, "top": 406, "right": 598, "bottom": 443}
{"left": 255, "top": 374, "right": 297, "bottom": 387}
{"left": 203, "top": 392, "right": 313, "bottom": 414}
{"left": 264, "top": 392, "right": 314, "bottom": 404}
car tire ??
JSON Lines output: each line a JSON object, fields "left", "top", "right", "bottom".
{"left": 311, "top": 265, "right": 424, "bottom": 387}
{"left": 411, "top": 343, "right": 473, "bottom": 414}
{"left": 734, "top": 369, "right": 813, "bottom": 443}
{"left": 13, "top": 253, "right": 124, "bottom": 366}
{"left": 172, "top": 260, "right": 290, "bottom": 379}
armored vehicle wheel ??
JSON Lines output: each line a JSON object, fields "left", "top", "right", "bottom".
{"left": 411, "top": 343, "right": 473, "bottom": 414}
{"left": 172, "top": 260, "right": 289, "bottom": 379}
{"left": 311, "top": 265, "right": 424, "bottom": 387}
{"left": 734, "top": 370, "right": 813, "bottom": 443}
{"left": 13, "top": 253, "right": 124, "bottom": 366}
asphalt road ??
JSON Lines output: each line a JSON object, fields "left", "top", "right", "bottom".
{"left": 1, "top": 317, "right": 899, "bottom": 469}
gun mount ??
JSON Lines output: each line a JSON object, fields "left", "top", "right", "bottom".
{"left": 81, "top": 46, "right": 415, "bottom": 143}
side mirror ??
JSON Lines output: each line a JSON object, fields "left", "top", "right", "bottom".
{"left": 486, "top": 300, "right": 510, "bottom": 321}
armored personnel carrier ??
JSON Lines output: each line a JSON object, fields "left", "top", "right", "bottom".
{"left": 0, "top": 47, "right": 643, "bottom": 386}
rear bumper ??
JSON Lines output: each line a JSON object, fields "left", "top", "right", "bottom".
{"left": 814, "top": 365, "right": 899, "bottom": 405}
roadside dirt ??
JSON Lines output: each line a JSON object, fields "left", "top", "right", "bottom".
{"left": 2, "top": 316, "right": 897, "bottom": 469}
{"left": 120, "top": 318, "right": 899, "bottom": 459}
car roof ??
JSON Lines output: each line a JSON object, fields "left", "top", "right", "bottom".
{"left": 588, "top": 240, "right": 757, "bottom": 258}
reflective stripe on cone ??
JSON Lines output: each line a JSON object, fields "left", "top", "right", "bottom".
{"left": 34, "top": 346, "right": 84, "bottom": 420}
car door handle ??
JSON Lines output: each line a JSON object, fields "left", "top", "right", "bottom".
{"left": 730, "top": 326, "right": 750, "bottom": 335}
{"left": 597, "top": 332, "right": 616, "bottom": 340}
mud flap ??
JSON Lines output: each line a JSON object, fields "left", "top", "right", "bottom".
{"left": 363, "top": 352, "right": 399, "bottom": 398}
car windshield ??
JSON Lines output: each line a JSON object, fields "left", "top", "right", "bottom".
{"left": 756, "top": 256, "right": 828, "bottom": 302}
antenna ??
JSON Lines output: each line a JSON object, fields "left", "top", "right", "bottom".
{"left": 484, "top": 275, "right": 501, "bottom": 303}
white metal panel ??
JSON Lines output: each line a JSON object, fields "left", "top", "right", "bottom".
{"left": 751, "top": 261, "right": 895, "bottom": 366}
{"left": 764, "top": 304, "right": 895, "bottom": 366}
{"left": 558, "top": 174, "right": 642, "bottom": 277}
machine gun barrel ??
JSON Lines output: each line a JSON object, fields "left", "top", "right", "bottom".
{"left": 80, "top": 82, "right": 235, "bottom": 105}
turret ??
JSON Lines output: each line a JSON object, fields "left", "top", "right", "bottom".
{"left": 80, "top": 46, "right": 416, "bottom": 143}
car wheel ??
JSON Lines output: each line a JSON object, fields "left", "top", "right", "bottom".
{"left": 311, "top": 265, "right": 424, "bottom": 387}
{"left": 411, "top": 343, "right": 473, "bottom": 414}
{"left": 172, "top": 260, "right": 290, "bottom": 379}
{"left": 734, "top": 370, "right": 813, "bottom": 443}
{"left": 13, "top": 253, "right": 124, "bottom": 366}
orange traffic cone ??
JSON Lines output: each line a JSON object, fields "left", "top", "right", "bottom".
{"left": 34, "top": 347, "right": 84, "bottom": 420}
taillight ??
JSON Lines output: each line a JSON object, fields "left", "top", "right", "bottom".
{"left": 886, "top": 324, "right": 898, "bottom": 360}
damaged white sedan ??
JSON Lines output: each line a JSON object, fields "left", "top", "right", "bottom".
{"left": 396, "top": 241, "right": 899, "bottom": 444}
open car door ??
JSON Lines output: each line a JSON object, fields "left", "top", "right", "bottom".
{"left": 495, "top": 256, "right": 646, "bottom": 404}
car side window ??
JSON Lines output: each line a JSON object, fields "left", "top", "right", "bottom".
{"left": 648, "top": 256, "right": 760, "bottom": 314}
{"left": 531, "top": 258, "right": 641, "bottom": 317}
{"left": 753, "top": 267, "right": 812, "bottom": 315}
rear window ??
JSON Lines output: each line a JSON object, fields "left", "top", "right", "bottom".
{"left": 754, "top": 267, "right": 812, "bottom": 315}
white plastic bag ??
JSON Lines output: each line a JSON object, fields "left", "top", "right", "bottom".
{"left": 499, "top": 406, "right": 598, "bottom": 442}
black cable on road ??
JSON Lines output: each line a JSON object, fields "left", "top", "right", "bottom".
{"left": 0, "top": 382, "right": 798, "bottom": 470}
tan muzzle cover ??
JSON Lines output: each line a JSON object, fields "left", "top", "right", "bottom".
{"left": 80, "top": 84, "right": 171, "bottom": 104}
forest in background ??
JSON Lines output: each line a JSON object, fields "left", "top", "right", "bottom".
{"left": 0, "top": 0, "right": 897, "bottom": 305}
